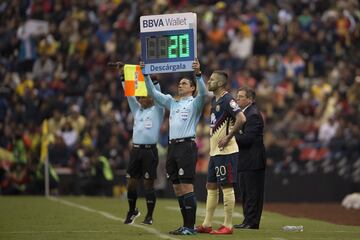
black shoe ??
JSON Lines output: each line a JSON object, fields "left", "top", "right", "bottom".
{"left": 124, "top": 209, "right": 140, "bottom": 224}
{"left": 141, "top": 215, "right": 153, "bottom": 225}
{"left": 234, "top": 223, "right": 259, "bottom": 229}
{"left": 234, "top": 223, "right": 247, "bottom": 229}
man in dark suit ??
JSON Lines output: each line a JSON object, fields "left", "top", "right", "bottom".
{"left": 234, "top": 87, "right": 266, "bottom": 230}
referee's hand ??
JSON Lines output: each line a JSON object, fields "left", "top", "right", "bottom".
{"left": 192, "top": 58, "right": 201, "bottom": 75}
{"left": 107, "top": 61, "right": 124, "bottom": 69}
{"left": 139, "top": 61, "right": 148, "bottom": 76}
{"left": 108, "top": 62, "right": 124, "bottom": 79}
{"left": 140, "top": 61, "right": 145, "bottom": 69}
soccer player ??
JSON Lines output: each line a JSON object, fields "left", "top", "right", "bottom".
{"left": 196, "top": 71, "right": 246, "bottom": 234}
{"left": 142, "top": 58, "right": 207, "bottom": 235}
{"left": 115, "top": 62, "right": 165, "bottom": 225}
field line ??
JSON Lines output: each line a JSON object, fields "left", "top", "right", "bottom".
{"left": 3, "top": 230, "right": 140, "bottom": 234}
{"left": 48, "top": 197, "right": 179, "bottom": 240}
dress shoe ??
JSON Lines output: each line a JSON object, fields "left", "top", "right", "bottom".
{"left": 234, "top": 223, "right": 247, "bottom": 229}
{"left": 234, "top": 223, "right": 259, "bottom": 229}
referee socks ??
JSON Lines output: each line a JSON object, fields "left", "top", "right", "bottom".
{"left": 177, "top": 195, "right": 186, "bottom": 227}
{"left": 145, "top": 189, "right": 156, "bottom": 218}
{"left": 183, "top": 192, "right": 197, "bottom": 229}
{"left": 127, "top": 190, "right": 137, "bottom": 212}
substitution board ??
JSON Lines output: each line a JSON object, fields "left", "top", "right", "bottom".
{"left": 140, "top": 12, "right": 197, "bottom": 74}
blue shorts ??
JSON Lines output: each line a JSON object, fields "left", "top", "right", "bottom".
{"left": 207, "top": 152, "right": 238, "bottom": 185}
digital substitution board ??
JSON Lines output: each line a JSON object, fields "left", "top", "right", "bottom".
{"left": 140, "top": 12, "right": 197, "bottom": 74}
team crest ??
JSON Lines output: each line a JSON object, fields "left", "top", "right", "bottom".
{"left": 178, "top": 168, "right": 184, "bottom": 176}
{"left": 230, "top": 99, "right": 240, "bottom": 111}
{"left": 210, "top": 113, "right": 216, "bottom": 127}
{"left": 126, "top": 173, "right": 131, "bottom": 178}
{"left": 215, "top": 105, "right": 220, "bottom": 112}
{"left": 166, "top": 173, "right": 170, "bottom": 178}
{"left": 144, "top": 172, "right": 149, "bottom": 179}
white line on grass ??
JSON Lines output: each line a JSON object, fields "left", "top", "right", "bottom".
{"left": 48, "top": 197, "right": 179, "bottom": 240}
{"left": 166, "top": 205, "right": 360, "bottom": 234}
{"left": 4, "top": 230, "right": 141, "bottom": 234}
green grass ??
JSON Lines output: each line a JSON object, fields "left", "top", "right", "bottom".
{"left": 0, "top": 196, "right": 359, "bottom": 240}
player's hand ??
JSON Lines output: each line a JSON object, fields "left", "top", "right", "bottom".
{"left": 192, "top": 58, "right": 201, "bottom": 75}
{"left": 218, "top": 135, "right": 231, "bottom": 150}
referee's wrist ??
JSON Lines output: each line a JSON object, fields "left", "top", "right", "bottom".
{"left": 195, "top": 71, "right": 202, "bottom": 77}
{"left": 153, "top": 81, "right": 159, "bottom": 85}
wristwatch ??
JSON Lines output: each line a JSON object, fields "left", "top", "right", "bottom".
{"left": 195, "top": 71, "right": 202, "bottom": 77}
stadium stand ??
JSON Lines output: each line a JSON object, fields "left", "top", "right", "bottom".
{"left": 0, "top": 0, "right": 359, "bottom": 198}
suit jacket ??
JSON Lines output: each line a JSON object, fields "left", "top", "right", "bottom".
{"left": 235, "top": 103, "right": 266, "bottom": 171}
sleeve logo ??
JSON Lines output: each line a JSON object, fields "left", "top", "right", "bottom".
{"left": 230, "top": 99, "right": 240, "bottom": 111}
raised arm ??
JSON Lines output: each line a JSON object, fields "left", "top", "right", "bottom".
{"left": 150, "top": 80, "right": 165, "bottom": 119}
{"left": 196, "top": 76, "right": 207, "bottom": 97}
{"left": 121, "top": 81, "right": 140, "bottom": 113}
{"left": 144, "top": 75, "right": 172, "bottom": 109}
{"left": 140, "top": 62, "right": 172, "bottom": 109}
{"left": 111, "top": 62, "right": 140, "bottom": 113}
{"left": 154, "top": 79, "right": 161, "bottom": 92}
{"left": 192, "top": 58, "right": 208, "bottom": 112}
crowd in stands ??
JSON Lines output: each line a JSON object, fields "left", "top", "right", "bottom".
{"left": 1, "top": 0, "right": 360, "bottom": 195}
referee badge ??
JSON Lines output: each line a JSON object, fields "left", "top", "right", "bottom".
{"left": 178, "top": 168, "right": 184, "bottom": 176}
{"left": 144, "top": 172, "right": 150, "bottom": 179}
{"left": 216, "top": 105, "right": 220, "bottom": 112}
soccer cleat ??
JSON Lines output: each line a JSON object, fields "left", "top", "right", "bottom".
{"left": 169, "top": 227, "right": 183, "bottom": 234}
{"left": 173, "top": 227, "right": 196, "bottom": 235}
{"left": 195, "top": 225, "right": 213, "bottom": 233}
{"left": 124, "top": 209, "right": 140, "bottom": 224}
{"left": 141, "top": 215, "right": 153, "bottom": 225}
{"left": 210, "top": 225, "right": 233, "bottom": 234}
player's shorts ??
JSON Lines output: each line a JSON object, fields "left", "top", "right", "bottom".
{"left": 127, "top": 144, "right": 158, "bottom": 180}
{"left": 207, "top": 152, "right": 238, "bottom": 185}
{"left": 166, "top": 138, "right": 197, "bottom": 184}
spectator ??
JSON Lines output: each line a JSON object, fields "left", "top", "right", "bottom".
{"left": 0, "top": 0, "right": 358, "bottom": 195}
{"left": 67, "top": 104, "right": 86, "bottom": 135}
{"left": 318, "top": 116, "right": 339, "bottom": 146}
{"left": 281, "top": 48, "right": 305, "bottom": 80}
{"left": 48, "top": 133, "right": 70, "bottom": 166}
{"left": 80, "top": 150, "right": 113, "bottom": 196}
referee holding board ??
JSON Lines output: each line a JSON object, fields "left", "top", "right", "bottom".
{"left": 141, "top": 58, "right": 207, "bottom": 235}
